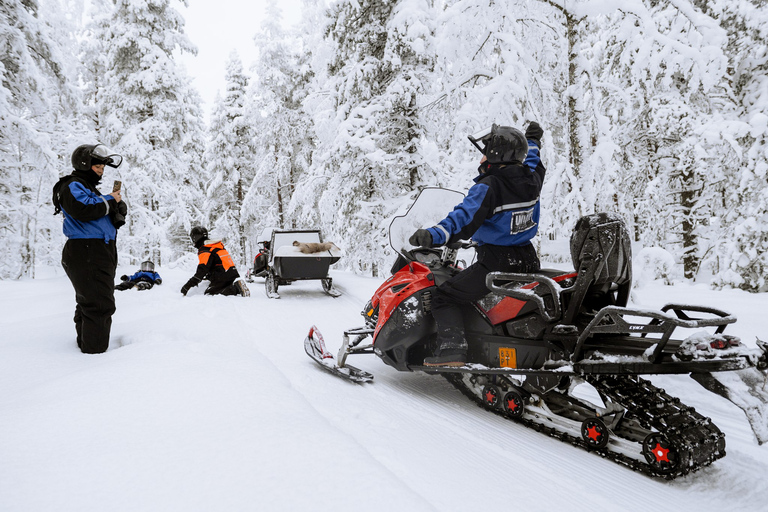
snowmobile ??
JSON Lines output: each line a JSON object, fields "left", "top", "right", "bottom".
{"left": 304, "top": 187, "right": 768, "bottom": 479}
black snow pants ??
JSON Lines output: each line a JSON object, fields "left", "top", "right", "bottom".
{"left": 62, "top": 239, "right": 117, "bottom": 354}
{"left": 431, "top": 243, "right": 540, "bottom": 352}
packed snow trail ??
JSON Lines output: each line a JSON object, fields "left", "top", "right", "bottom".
{"left": 1, "top": 267, "right": 768, "bottom": 511}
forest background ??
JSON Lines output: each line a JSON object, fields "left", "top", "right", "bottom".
{"left": 1, "top": 0, "right": 767, "bottom": 291}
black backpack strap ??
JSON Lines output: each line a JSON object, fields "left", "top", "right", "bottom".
{"left": 52, "top": 175, "right": 86, "bottom": 215}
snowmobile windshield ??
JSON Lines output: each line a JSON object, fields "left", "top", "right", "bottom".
{"left": 389, "top": 187, "right": 465, "bottom": 254}
{"left": 92, "top": 144, "right": 123, "bottom": 168}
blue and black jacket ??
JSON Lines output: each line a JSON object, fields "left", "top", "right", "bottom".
{"left": 53, "top": 170, "right": 120, "bottom": 242}
{"left": 427, "top": 141, "right": 545, "bottom": 247}
{"left": 124, "top": 271, "right": 163, "bottom": 285}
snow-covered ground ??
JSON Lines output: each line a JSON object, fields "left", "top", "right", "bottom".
{"left": 1, "top": 262, "right": 768, "bottom": 512}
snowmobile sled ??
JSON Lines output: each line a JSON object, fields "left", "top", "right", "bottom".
{"left": 304, "top": 187, "right": 768, "bottom": 479}
{"left": 260, "top": 228, "right": 342, "bottom": 299}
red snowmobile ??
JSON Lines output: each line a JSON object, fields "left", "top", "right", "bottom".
{"left": 305, "top": 187, "right": 768, "bottom": 479}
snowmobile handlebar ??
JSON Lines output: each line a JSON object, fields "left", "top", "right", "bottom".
{"left": 485, "top": 272, "right": 562, "bottom": 323}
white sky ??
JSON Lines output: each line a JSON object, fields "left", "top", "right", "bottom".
{"left": 179, "top": 0, "right": 305, "bottom": 117}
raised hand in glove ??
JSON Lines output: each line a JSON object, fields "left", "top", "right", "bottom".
{"left": 120, "top": 275, "right": 129, "bottom": 281}
{"left": 409, "top": 229, "right": 433, "bottom": 248}
{"left": 525, "top": 121, "right": 544, "bottom": 148}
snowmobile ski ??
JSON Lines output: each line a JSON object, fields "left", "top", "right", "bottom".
{"left": 304, "top": 326, "right": 373, "bottom": 383}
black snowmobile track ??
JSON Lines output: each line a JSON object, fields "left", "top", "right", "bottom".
{"left": 444, "top": 372, "right": 725, "bottom": 480}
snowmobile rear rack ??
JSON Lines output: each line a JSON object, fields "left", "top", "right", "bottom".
{"left": 572, "top": 303, "right": 736, "bottom": 362}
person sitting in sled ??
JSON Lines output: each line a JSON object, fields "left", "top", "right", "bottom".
{"left": 246, "top": 240, "right": 270, "bottom": 281}
{"left": 115, "top": 260, "right": 163, "bottom": 291}
{"left": 181, "top": 226, "right": 250, "bottom": 297}
{"left": 409, "top": 122, "right": 546, "bottom": 367}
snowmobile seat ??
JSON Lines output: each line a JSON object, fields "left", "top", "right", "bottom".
{"left": 560, "top": 212, "right": 632, "bottom": 326}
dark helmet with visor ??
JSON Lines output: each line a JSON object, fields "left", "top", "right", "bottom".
{"left": 140, "top": 260, "right": 155, "bottom": 272}
{"left": 71, "top": 144, "right": 124, "bottom": 171}
{"left": 189, "top": 226, "right": 209, "bottom": 247}
{"left": 468, "top": 124, "right": 527, "bottom": 164}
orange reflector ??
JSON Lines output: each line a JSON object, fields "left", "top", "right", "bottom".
{"left": 367, "top": 309, "right": 374, "bottom": 317}
{"left": 499, "top": 347, "right": 517, "bottom": 368}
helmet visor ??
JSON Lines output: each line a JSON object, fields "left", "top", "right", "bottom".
{"left": 468, "top": 125, "right": 494, "bottom": 154}
{"left": 91, "top": 144, "right": 123, "bottom": 168}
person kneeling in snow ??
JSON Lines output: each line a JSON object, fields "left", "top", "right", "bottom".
{"left": 181, "top": 226, "right": 250, "bottom": 297}
{"left": 115, "top": 260, "right": 163, "bottom": 291}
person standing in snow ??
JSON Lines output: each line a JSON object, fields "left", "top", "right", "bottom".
{"left": 409, "top": 122, "right": 546, "bottom": 367}
{"left": 115, "top": 260, "right": 163, "bottom": 291}
{"left": 53, "top": 144, "right": 127, "bottom": 354}
{"left": 181, "top": 226, "right": 250, "bottom": 297}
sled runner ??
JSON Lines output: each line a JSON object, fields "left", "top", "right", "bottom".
{"left": 304, "top": 187, "right": 768, "bottom": 480}
{"left": 263, "top": 229, "right": 342, "bottom": 299}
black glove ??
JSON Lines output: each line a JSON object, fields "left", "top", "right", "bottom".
{"left": 120, "top": 275, "right": 129, "bottom": 281}
{"left": 525, "top": 121, "right": 543, "bottom": 148}
{"left": 409, "top": 229, "right": 433, "bottom": 248}
{"left": 111, "top": 200, "right": 128, "bottom": 229}
{"left": 181, "top": 277, "right": 200, "bottom": 295}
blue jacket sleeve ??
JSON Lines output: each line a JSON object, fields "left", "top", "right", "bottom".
{"left": 427, "top": 182, "right": 493, "bottom": 246}
{"left": 60, "top": 181, "right": 114, "bottom": 222}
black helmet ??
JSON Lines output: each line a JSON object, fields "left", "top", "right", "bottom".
{"left": 71, "top": 144, "right": 124, "bottom": 171}
{"left": 140, "top": 260, "right": 155, "bottom": 272}
{"left": 190, "top": 226, "right": 208, "bottom": 246}
{"left": 468, "top": 124, "right": 527, "bottom": 164}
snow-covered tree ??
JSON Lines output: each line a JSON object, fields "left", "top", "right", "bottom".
{"left": 204, "top": 52, "right": 254, "bottom": 266}
{"left": 0, "top": 0, "right": 83, "bottom": 279}
{"left": 245, "top": 1, "right": 316, "bottom": 246}
{"left": 85, "top": 0, "right": 205, "bottom": 266}
{"left": 297, "top": 0, "right": 438, "bottom": 275}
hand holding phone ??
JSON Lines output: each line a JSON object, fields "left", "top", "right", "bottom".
{"left": 110, "top": 180, "right": 122, "bottom": 202}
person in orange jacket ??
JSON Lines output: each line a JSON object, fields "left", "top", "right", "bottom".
{"left": 181, "top": 226, "right": 249, "bottom": 297}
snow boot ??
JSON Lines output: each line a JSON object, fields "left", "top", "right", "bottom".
{"left": 234, "top": 277, "right": 250, "bottom": 297}
{"left": 424, "top": 327, "right": 468, "bottom": 367}
{"left": 423, "top": 349, "right": 467, "bottom": 367}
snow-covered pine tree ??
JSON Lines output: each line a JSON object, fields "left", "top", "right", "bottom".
{"left": 245, "top": 1, "right": 314, "bottom": 244}
{"left": 203, "top": 52, "right": 254, "bottom": 266}
{"left": 427, "top": 0, "right": 570, "bottom": 241}
{"left": 705, "top": 0, "right": 768, "bottom": 291}
{"left": 0, "top": 0, "right": 83, "bottom": 279}
{"left": 296, "top": 0, "right": 437, "bottom": 275}
{"left": 85, "top": 0, "right": 203, "bottom": 266}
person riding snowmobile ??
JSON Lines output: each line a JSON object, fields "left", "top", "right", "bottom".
{"left": 409, "top": 122, "right": 546, "bottom": 366}
{"left": 181, "top": 226, "right": 250, "bottom": 297}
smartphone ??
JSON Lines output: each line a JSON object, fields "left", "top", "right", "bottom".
{"left": 112, "top": 180, "right": 122, "bottom": 192}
